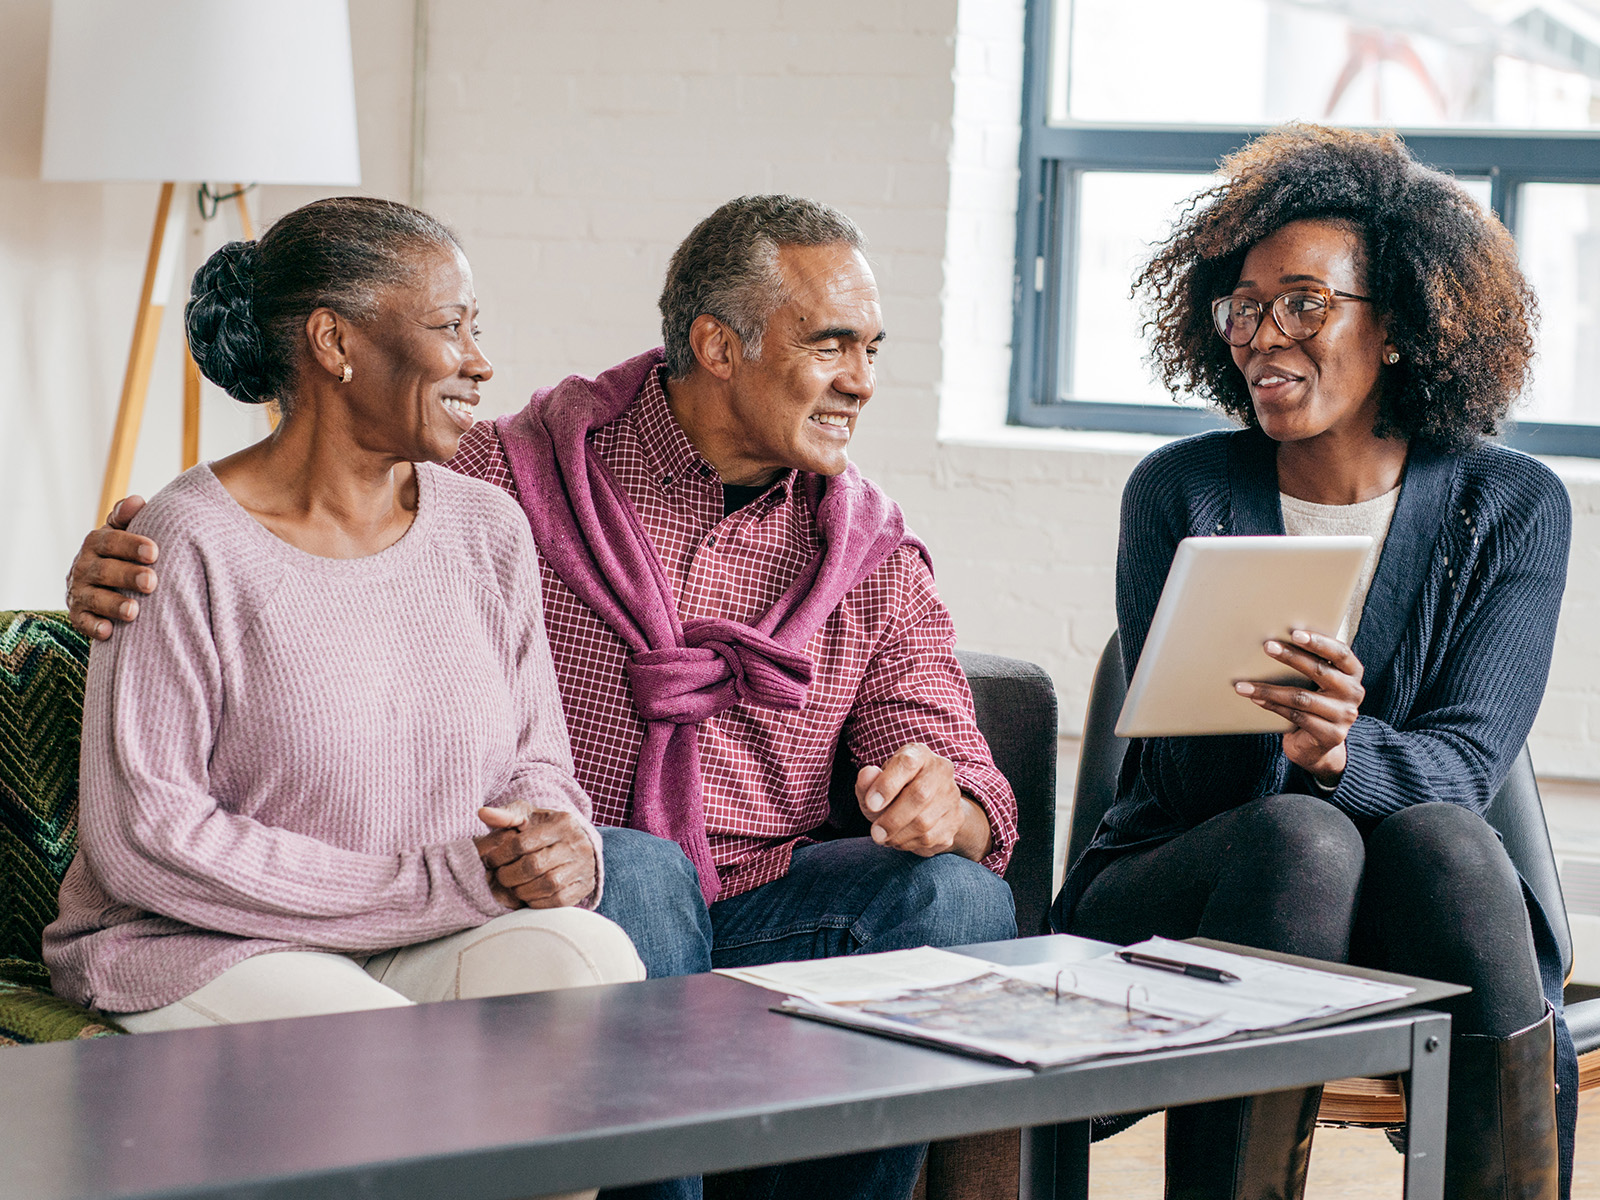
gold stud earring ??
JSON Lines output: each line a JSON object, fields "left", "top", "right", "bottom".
{"left": 340, "top": 363, "right": 353, "bottom": 383}
{"left": 1386, "top": 352, "right": 1400, "bottom": 365}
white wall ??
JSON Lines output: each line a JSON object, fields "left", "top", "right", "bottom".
{"left": 5, "top": 0, "right": 1600, "bottom": 779}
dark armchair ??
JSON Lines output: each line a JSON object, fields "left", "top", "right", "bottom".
{"left": 826, "top": 649, "right": 1060, "bottom": 938}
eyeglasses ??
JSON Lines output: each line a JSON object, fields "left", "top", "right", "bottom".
{"left": 1211, "top": 286, "right": 1373, "bottom": 347}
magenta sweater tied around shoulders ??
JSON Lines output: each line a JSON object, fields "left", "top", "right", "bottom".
{"left": 496, "top": 348, "right": 929, "bottom": 904}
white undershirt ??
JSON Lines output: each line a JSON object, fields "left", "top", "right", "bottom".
{"left": 1279, "top": 486, "right": 1401, "bottom": 644}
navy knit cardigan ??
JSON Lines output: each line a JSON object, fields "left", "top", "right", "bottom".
{"left": 1052, "top": 425, "right": 1575, "bottom": 1186}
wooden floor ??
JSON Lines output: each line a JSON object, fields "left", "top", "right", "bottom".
{"left": 1086, "top": 1093, "right": 1600, "bottom": 1197}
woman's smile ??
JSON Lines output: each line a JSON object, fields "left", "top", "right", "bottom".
{"left": 1246, "top": 361, "right": 1308, "bottom": 407}
{"left": 439, "top": 393, "right": 477, "bottom": 430}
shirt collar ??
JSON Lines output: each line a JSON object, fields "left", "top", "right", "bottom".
{"left": 632, "top": 366, "right": 799, "bottom": 507}
{"left": 634, "top": 366, "right": 704, "bottom": 489}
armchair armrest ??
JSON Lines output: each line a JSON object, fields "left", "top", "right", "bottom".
{"left": 954, "top": 650, "right": 1058, "bottom": 937}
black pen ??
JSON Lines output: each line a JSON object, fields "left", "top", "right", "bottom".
{"left": 1115, "top": 950, "right": 1241, "bottom": 984}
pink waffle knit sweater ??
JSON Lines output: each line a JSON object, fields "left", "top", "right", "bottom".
{"left": 44, "top": 462, "right": 599, "bottom": 1013}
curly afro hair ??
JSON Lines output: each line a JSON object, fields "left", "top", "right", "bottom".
{"left": 1135, "top": 124, "right": 1536, "bottom": 450}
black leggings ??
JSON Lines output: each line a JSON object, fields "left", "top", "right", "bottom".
{"left": 1069, "top": 795, "right": 1546, "bottom": 1038}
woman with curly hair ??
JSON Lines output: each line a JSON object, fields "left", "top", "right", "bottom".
{"left": 1051, "top": 125, "right": 1571, "bottom": 1200}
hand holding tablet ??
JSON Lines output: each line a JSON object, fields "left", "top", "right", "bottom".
{"left": 1235, "top": 627, "right": 1366, "bottom": 782}
{"left": 1116, "top": 536, "right": 1373, "bottom": 739}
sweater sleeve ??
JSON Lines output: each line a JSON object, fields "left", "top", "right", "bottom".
{"left": 79, "top": 524, "right": 507, "bottom": 954}
{"left": 1326, "top": 473, "right": 1571, "bottom": 820}
{"left": 1116, "top": 450, "right": 1287, "bottom": 825}
{"left": 485, "top": 514, "right": 607, "bottom": 907}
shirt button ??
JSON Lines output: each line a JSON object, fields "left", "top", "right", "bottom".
{"left": 706, "top": 534, "right": 717, "bottom": 546}
{"left": 661, "top": 474, "right": 673, "bottom": 486}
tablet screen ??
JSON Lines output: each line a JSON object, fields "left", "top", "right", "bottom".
{"left": 1115, "top": 535, "right": 1373, "bottom": 738}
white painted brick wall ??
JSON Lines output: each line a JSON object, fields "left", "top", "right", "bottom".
{"left": 417, "top": 0, "right": 965, "bottom": 553}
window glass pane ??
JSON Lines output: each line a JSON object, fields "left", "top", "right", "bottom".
{"left": 1456, "top": 176, "right": 1494, "bottom": 212}
{"left": 1518, "top": 183, "right": 1600, "bottom": 426}
{"left": 1069, "top": 172, "right": 1213, "bottom": 406}
{"left": 1055, "top": 0, "right": 1600, "bottom": 131}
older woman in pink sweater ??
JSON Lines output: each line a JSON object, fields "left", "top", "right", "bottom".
{"left": 45, "top": 197, "right": 642, "bottom": 1030}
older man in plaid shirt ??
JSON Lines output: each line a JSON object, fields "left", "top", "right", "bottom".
{"left": 71, "top": 195, "right": 1018, "bottom": 1200}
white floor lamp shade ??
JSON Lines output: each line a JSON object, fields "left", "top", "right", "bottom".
{"left": 40, "top": 0, "right": 362, "bottom": 517}
{"left": 42, "top": 0, "right": 361, "bottom": 185}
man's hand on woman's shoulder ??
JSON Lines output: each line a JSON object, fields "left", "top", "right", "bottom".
{"left": 67, "top": 496, "right": 158, "bottom": 642}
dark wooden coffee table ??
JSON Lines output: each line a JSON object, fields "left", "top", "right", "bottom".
{"left": 0, "top": 935, "right": 1454, "bottom": 1199}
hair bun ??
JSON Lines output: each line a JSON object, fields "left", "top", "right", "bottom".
{"left": 185, "top": 241, "right": 272, "bottom": 403}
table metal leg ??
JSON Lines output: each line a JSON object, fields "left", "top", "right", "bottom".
{"left": 1402, "top": 1012, "right": 1453, "bottom": 1200}
{"left": 1020, "top": 1120, "right": 1091, "bottom": 1200}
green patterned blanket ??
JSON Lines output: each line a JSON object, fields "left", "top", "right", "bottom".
{"left": 0, "top": 611, "right": 124, "bottom": 1043}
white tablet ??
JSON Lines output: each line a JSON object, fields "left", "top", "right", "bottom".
{"left": 1115, "top": 535, "right": 1374, "bottom": 738}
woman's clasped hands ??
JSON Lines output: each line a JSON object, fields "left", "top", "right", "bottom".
{"left": 474, "top": 802, "right": 598, "bottom": 910}
{"left": 1235, "top": 630, "right": 1365, "bottom": 787}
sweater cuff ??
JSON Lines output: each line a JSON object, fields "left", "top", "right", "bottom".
{"left": 447, "top": 838, "right": 513, "bottom": 920}
{"left": 1318, "top": 717, "right": 1403, "bottom": 821}
{"left": 1307, "top": 771, "right": 1340, "bottom": 797}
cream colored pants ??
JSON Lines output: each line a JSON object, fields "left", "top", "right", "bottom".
{"left": 117, "top": 908, "right": 645, "bottom": 1200}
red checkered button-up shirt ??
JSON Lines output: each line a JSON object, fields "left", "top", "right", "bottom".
{"left": 449, "top": 366, "right": 1016, "bottom": 897}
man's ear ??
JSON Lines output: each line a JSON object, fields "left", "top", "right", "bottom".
{"left": 304, "top": 308, "right": 352, "bottom": 381}
{"left": 688, "top": 314, "right": 740, "bottom": 382}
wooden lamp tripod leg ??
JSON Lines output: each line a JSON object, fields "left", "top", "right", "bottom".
{"left": 231, "top": 182, "right": 255, "bottom": 240}
{"left": 100, "top": 181, "right": 185, "bottom": 519}
{"left": 182, "top": 343, "right": 201, "bottom": 470}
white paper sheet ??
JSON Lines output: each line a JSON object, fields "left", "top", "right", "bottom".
{"left": 726, "top": 939, "right": 1415, "bottom": 1069}
{"left": 716, "top": 946, "right": 993, "bottom": 1001}
{"left": 1081, "top": 938, "right": 1414, "bottom": 1026}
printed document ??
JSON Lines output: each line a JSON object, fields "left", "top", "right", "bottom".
{"left": 717, "top": 938, "right": 1413, "bottom": 1069}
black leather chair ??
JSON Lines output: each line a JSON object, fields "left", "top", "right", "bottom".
{"left": 1064, "top": 631, "right": 1600, "bottom": 1120}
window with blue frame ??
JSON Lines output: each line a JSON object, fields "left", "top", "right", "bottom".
{"left": 1012, "top": 0, "right": 1600, "bottom": 457}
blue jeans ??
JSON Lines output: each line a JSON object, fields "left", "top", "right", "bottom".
{"left": 595, "top": 828, "right": 1018, "bottom": 1200}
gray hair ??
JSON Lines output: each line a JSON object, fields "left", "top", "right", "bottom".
{"left": 657, "top": 195, "right": 866, "bottom": 379}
